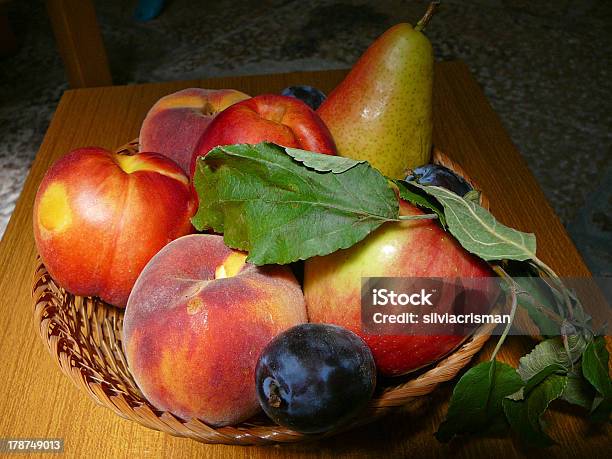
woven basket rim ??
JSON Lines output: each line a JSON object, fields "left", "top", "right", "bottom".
{"left": 32, "top": 142, "right": 495, "bottom": 445}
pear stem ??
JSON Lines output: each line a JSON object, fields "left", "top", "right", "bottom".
{"left": 415, "top": 1, "right": 440, "bottom": 32}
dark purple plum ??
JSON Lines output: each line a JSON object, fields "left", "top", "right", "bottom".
{"left": 255, "top": 324, "right": 376, "bottom": 434}
{"left": 406, "top": 164, "right": 472, "bottom": 196}
{"left": 280, "top": 86, "right": 326, "bottom": 111}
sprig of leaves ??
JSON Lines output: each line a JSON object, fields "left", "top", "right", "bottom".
{"left": 439, "top": 336, "right": 610, "bottom": 447}
{"left": 399, "top": 180, "right": 610, "bottom": 445}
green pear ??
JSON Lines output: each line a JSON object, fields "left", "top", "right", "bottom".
{"left": 317, "top": 4, "right": 437, "bottom": 178}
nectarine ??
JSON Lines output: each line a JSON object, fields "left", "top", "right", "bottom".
{"left": 33, "top": 147, "right": 195, "bottom": 307}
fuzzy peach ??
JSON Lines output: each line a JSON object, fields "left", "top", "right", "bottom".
{"left": 33, "top": 147, "right": 195, "bottom": 307}
{"left": 123, "top": 234, "right": 307, "bottom": 426}
{"left": 139, "top": 88, "right": 250, "bottom": 173}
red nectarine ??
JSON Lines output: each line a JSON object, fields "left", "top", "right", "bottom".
{"left": 33, "top": 147, "right": 196, "bottom": 307}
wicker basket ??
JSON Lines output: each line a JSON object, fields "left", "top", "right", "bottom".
{"left": 32, "top": 142, "right": 495, "bottom": 445}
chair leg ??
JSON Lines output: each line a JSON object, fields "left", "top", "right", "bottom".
{"left": 0, "top": 13, "right": 18, "bottom": 57}
{"left": 46, "top": 0, "right": 112, "bottom": 88}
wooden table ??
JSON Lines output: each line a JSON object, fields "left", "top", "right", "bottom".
{"left": 0, "top": 62, "right": 608, "bottom": 458}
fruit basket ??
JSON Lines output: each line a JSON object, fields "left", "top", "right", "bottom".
{"left": 32, "top": 141, "right": 497, "bottom": 445}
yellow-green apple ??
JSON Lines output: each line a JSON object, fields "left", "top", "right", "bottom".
{"left": 317, "top": 12, "right": 436, "bottom": 178}
{"left": 190, "top": 94, "right": 337, "bottom": 177}
{"left": 304, "top": 199, "right": 493, "bottom": 377}
{"left": 123, "top": 234, "right": 307, "bottom": 426}
{"left": 33, "top": 147, "right": 196, "bottom": 307}
{"left": 139, "top": 88, "right": 250, "bottom": 173}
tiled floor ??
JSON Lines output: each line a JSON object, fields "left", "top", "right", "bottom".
{"left": 1, "top": 0, "right": 610, "bottom": 274}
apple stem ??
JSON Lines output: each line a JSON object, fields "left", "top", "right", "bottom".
{"left": 415, "top": 1, "right": 440, "bottom": 32}
{"left": 397, "top": 214, "right": 438, "bottom": 221}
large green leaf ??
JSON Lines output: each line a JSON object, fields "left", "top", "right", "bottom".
{"left": 409, "top": 183, "right": 537, "bottom": 261}
{"left": 436, "top": 360, "right": 522, "bottom": 442}
{"left": 192, "top": 143, "right": 399, "bottom": 265}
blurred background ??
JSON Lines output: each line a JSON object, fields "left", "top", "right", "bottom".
{"left": 0, "top": 0, "right": 610, "bottom": 274}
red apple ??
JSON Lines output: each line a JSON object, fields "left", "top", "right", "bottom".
{"left": 139, "top": 88, "right": 250, "bottom": 173}
{"left": 190, "top": 94, "right": 337, "bottom": 177}
{"left": 304, "top": 199, "right": 493, "bottom": 376}
{"left": 123, "top": 234, "right": 307, "bottom": 426}
{"left": 33, "top": 147, "right": 196, "bottom": 307}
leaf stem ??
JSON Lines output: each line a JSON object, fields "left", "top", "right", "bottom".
{"left": 397, "top": 214, "right": 438, "bottom": 221}
{"left": 490, "top": 265, "right": 519, "bottom": 361}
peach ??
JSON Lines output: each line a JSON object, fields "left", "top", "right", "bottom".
{"left": 123, "top": 234, "right": 307, "bottom": 426}
{"left": 33, "top": 147, "right": 196, "bottom": 307}
{"left": 139, "top": 88, "right": 250, "bottom": 173}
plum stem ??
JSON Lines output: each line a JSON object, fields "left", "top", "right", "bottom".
{"left": 415, "top": 1, "right": 440, "bottom": 32}
{"left": 268, "top": 380, "right": 282, "bottom": 409}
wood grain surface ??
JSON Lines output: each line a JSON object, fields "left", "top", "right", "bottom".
{"left": 0, "top": 62, "right": 609, "bottom": 458}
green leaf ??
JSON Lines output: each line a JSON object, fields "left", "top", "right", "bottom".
{"left": 517, "top": 336, "right": 586, "bottom": 383}
{"left": 410, "top": 184, "right": 537, "bottom": 261}
{"left": 191, "top": 143, "right": 399, "bottom": 265}
{"left": 582, "top": 337, "right": 612, "bottom": 422}
{"left": 582, "top": 337, "right": 611, "bottom": 396}
{"left": 503, "top": 374, "right": 567, "bottom": 447}
{"left": 284, "top": 147, "right": 365, "bottom": 173}
{"left": 561, "top": 370, "right": 596, "bottom": 410}
{"left": 436, "top": 360, "right": 522, "bottom": 442}
{"left": 393, "top": 180, "right": 446, "bottom": 226}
